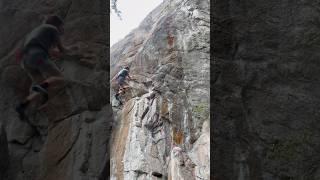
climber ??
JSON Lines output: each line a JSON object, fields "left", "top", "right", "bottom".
{"left": 112, "top": 66, "right": 132, "bottom": 105}
{"left": 15, "top": 15, "right": 69, "bottom": 120}
{"left": 112, "top": 66, "right": 132, "bottom": 90}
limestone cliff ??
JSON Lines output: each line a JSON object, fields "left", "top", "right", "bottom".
{"left": 0, "top": 0, "right": 110, "bottom": 180}
{"left": 110, "top": 0, "right": 210, "bottom": 179}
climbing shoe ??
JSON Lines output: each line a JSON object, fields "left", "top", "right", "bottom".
{"left": 31, "top": 84, "right": 48, "bottom": 94}
{"left": 31, "top": 85, "right": 49, "bottom": 104}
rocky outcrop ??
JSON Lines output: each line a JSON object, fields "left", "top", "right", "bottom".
{"left": 110, "top": 0, "right": 210, "bottom": 179}
{"left": 0, "top": 124, "right": 9, "bottom": 179}
{"left": 0, "top": 0, "right": 110, "bottom": 180}
{"left": 214, "top": 0, "right": 320, "bottom": 179}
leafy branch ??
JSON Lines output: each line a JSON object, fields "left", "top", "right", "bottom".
{"left": 111, "top": 0, "right": 122, "bottom": 20}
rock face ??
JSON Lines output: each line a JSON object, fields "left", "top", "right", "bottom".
{"left": 0, "top": 124, "right": 9, "bottom": 179}
{"left": 0, "top": 1, "right": 110, "bottom": 180}
{"left": 214, "top": 0, "right": 320, "bottom": 179}
{"left": 110, "top": 0, "right": 210, "bottom": 179}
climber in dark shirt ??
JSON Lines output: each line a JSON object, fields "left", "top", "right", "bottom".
{"left": 15, "top": 15, "right": 69, "bottom": 120}
{"left": 115, "top": 66, "right": 131, "bottom": 89}
{"left": 112, "top": 66, "right": 132, "bottom": 105}
{"left": 111, "top": 66, "right": 131, "bottom": 89}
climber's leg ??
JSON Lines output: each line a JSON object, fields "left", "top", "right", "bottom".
{"left": 16, "top": 48, "right": 61, "bottom": 120}
{"left": 23, "top": 48, "right": 52, "bottom": 101}
{"left": 16, "top": 67, "right": 45, "bottom": 120}
{"left": 16, "top": 89, "right": 44, "bottom": 120}
{"left": 17, "top": 59, "right": 66, "bottom": 120}
{"left": 30, "top": 58, "right": 64, "bottom": 102}
{"left": 28, "top": 70, "right": 46, "bottom": 89}
{"left": 35, "top": 76, "right": 64, "bottom": 91}
{"left": 26, "top": 69, "right": 46, "bottom": 101}
{"left": 115, "top": 87, "right": 126, "bottom": 106}
{"left": 38, "top": 59, "right": 66, "bottom": 90}
{"left": 117, "top": 76, "right": 126, "bottom": 90}
{"left": 115, "top": 92, "right": 122, "bottom": 105}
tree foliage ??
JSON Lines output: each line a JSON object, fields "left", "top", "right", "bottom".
{"left": 111, "top": 0, "right": 122, "bottom": 20}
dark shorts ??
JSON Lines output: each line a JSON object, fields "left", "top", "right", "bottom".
{"left": 21, "top": 47, "right": 61, "bottom": 83}
{"left": 117, "top": 76, "right": 126, "bottom": 86}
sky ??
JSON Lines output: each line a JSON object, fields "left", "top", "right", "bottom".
{"left": 110, "top": 0, "right": 163, "bottom": 46}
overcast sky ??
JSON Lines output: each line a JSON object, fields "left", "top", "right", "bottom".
{"left": 110, "top": 0, "right": 163, "bottom": 46}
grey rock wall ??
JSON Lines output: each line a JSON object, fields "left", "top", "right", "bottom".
{"left": 214, "top": 0, "right": 320, "bottom": 179}
{"left": 110, "top": 0, "right": 210, "bottom": 179}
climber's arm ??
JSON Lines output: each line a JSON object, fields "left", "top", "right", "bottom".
{"left": 111, "top": 72, "right": 120, "bottom": 82}
{"left": 57, "top": 37, "right": 67, "bottom": 54}
{"left": 111, "top": 75, "right": 116, "bottom": 82}
{"left": 49, "top": 47, "right": 61, "bottom": 58}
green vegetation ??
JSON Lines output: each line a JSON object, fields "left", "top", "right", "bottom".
{"left": 192, "top": 103, "right": 209, "bottom": 119}
{"left": 111, "top": 0, "right": 122, "bottom": 20}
